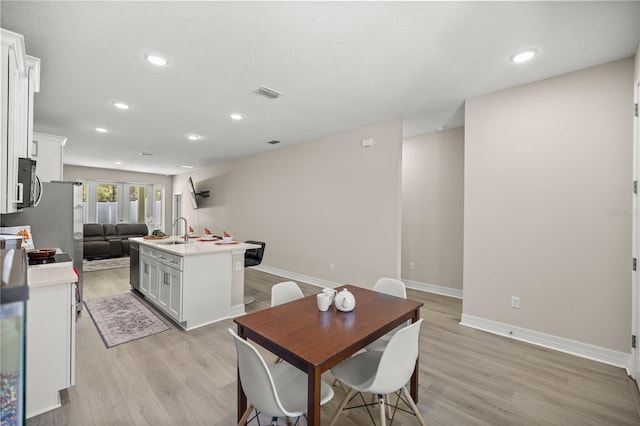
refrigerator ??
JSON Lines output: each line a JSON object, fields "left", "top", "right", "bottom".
{"left": 0, "top": 181, "right": 83, "bottom": 310}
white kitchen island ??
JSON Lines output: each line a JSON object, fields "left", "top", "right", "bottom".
{"left": 130, "top": 237, "right": 259, "bottom": 331}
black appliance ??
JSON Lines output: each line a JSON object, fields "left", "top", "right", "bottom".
{"left": 16, "top": 158, "right": 41, "bottom": 209}
{"left": 27, "top": 252, "right": 73, "bottom": 266}
{"left": 130, "top": 240, "right": 140, "bottom": 292}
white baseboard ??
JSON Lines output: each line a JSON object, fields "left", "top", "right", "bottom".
{"left": 251, "top": 265, "right": 341, "bottom": 289}
{"left": 251, "top": 266, "right": 629, "bottom": 371}
{"left": 460, "top": 313, "right": 630, "bottom": 371}
{"left": 403, "top": 279, "right": 463, "bottom": 299}
{"left": 228, "top": 304, "right": 245, "bottom": 318}
{"left": 253, "top": 266, "right": 465, "bottom": 298}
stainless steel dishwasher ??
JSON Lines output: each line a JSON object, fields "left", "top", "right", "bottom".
{"left": 130, "top": 240, "right": 140, "bottom": 292}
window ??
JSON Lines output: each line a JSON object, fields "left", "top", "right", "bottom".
{"left": 96, "top": 183, "right": 119, "bottom": 224}
{"left": 81, "top": 180, "right": 164, "bottom": 231}
{"left": 128, "top": 185, "right": 148, "bottom": 224}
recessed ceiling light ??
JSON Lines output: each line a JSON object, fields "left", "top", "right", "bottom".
{"left": 510, "top": 49, "right": 537, "bottom": 64}
{"left": 114, "top": 161, "right": 123, "bottom": 165}
{"left": 437, "top": 126, "right": 447, "bottom": 132}
{"left": 145, "top": 54, "right": 167, "bottom": 66}
{"left": 181, "top": 165, "right": 194, "bottom": 169}
{"left": 186, "top": 134, "right": 201, "bottom": 141}
{"left": 113, "top": 102, "right": 130, "bottom": 110}
{"left": 230, "top": 113, "right": 243, "bottom": 121}
{"left": 95, "top": 127, "right": 108, "bottom": 133}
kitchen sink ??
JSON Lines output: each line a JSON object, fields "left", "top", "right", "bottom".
{"left": 153, "top": 240, "right": 190, "bottom": 245}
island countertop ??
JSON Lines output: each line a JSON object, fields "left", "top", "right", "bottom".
{"left": 130, "top": 236, "right": 260, "bottom": 256}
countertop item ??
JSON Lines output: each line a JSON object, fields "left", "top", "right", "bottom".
{"left": 27, "top": 249, "right": 56, "bottom": 259}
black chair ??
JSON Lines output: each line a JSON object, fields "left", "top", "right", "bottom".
{"left": 244, "top": 241, "right": 266, "bottom": 304}
{"left": 244, "top": 240, "right": 266, "bottom": 267}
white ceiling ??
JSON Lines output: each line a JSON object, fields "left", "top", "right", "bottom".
{"left": 1, "top": 1, "right": 639, "bottom": 175}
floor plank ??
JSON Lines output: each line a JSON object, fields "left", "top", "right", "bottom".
{"left": 27, "top": 266, "right": 640, "bottom": 425}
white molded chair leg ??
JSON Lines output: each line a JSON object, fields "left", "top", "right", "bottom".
{"left": 328, "top": 387, "right": 355, "bottom": 426}
{"left": 401, "top": 386, "right": 427, "bottom": 426}
{"left": 237, "top": 404, "right": 253, "bottom": 426}
{"left": 384, "top": 393, "right": 392, "bottom": 419}
{"left": 378, "top": 394, "right": 386, "bottom": 426}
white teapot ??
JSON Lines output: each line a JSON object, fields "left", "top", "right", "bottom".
{"left": 334, "top": 288, "right": 356, "bottom": 312}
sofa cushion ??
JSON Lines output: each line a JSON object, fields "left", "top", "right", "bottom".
{"left": 116, "top": 223, "right": 148, "bottom": 238}
{"left": 83, "top": 223, "right": 105, "bottom": 238}
{"left": 103, "top": 224, "right": 118, "bottom": 240}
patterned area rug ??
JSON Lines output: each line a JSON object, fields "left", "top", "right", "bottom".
{"left": 84, "top": 293, "right": 169, "bottom": 348}
{"left": 84, "top": 256, "right": 131, "bottom": 272}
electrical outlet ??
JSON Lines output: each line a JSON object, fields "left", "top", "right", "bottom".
{"left": 409, "top": 262, "right": 415, "bottom": 271}
{"left": 361, "top": 138, "right": 374, "bottom": 148}
{"left": 511, "top": 296, "right": 521, "bottom": 309}
{"left": 329, "top": 263, "right": 335, "bottom": 271}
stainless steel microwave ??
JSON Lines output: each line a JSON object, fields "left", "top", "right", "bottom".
{"left": 17, "top": 158, "right": 42, "bottom": 209}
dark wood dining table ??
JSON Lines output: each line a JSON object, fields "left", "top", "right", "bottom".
{"left": 233, "top": 284, "right": 424, "bottom": 425}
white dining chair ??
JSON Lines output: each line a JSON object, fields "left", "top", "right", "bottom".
{"left": 270, "top": 281, "right": 305, "bottom": 372}
{"left": 373, "top": 277, "right": 407, "bottom": 299}
{"left": 365, "top": 278, "right": 408, "bottom": 352}
{"left": 271, "top": 281, "right": 304, "bottom": 307}
{"left": 328, "top": 319, "right": 426, "bottom": 426}
{"left": 229, "top": 328, "right": 334, "bottom": 426}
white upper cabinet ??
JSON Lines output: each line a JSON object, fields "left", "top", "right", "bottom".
{"left": 32, "top": 132, "right": 67, "bottom": 182}
{"left": 1, "top": 28, "right": 40, "bottom": 213}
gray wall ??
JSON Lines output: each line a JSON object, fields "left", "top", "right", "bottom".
{"left": 463, "top": 58, "right": 634, "bottom": 352}
{"left": 173, "top": 119, "right": 403, "bottom": 288}
{"left": 401, "top": 127, "right": 464, "bottom": 291}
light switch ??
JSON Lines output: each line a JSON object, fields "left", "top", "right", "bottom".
{"left": 361, "top": 138, "right": 373, "bottom": 148}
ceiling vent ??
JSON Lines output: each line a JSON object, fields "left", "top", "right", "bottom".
{"left": 267, "top": 140, "right": 280, "bottom": 145}
{"left": 139, "top": 152, "right": 154, "bottom": 156}
{"left": 254, "top": 86, "right": 283, "bottom": 100}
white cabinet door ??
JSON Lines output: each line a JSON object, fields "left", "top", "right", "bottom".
{"left": 158, "top": 263, "right": 182, "bottom": 322}
{"left": 1, "top": 40, "right": 21, "bottom": 213}
{"left": 1, "top": 30, "right": 39, "bottom": 213}
{"left": 140, "top": 255, "right": 153, "bottom": 296}
{"left": 32, "top": 132, "right": 65, "bottom": 182}
{"left": 147, "top": 259, "right": 159, "bottom": 302}
{"left": 1, "top": 43, "right": 11, "bottom": 213}
{"left": 168, "top": 266, "right": 183, "bottom": 322}
{"left": 158, "top": 264, "right": 170, "bottom": 311}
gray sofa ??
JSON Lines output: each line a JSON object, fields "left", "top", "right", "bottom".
{"left": 83, "top": 223, "right": 148, "bottom": 260}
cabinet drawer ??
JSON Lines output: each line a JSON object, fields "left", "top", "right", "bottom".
{"left": 149, "top": 248, "right": 182, "bottom": 270}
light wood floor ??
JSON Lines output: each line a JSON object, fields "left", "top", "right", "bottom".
{"left": 28, "top": 266, "right": 640, "bottom": 425}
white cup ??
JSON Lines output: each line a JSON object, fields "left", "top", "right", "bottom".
{"left": 317, "top": 293, "right": 332, "bottom": 311}
{"left": 322, "top": 288, "right": 337, "bottom": 304}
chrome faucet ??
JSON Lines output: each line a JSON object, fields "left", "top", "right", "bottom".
{"left": 173, "top": 216, "right": 188, "bottom": 242}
